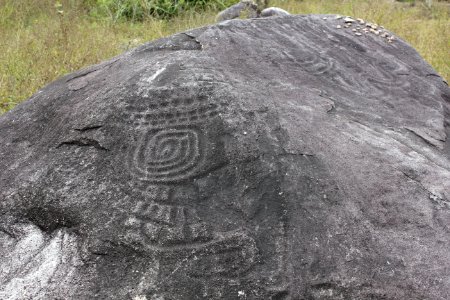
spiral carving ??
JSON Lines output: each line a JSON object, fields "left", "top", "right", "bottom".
{"left": 130, "top": 127, "right": 203, "bottom": 183}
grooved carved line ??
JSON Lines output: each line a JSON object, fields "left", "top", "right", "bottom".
{"left": 129, "top": 127, "right": 204, "bottom": 183}
{"left": 276, "top": 23, "right": 412, "bottom": 98}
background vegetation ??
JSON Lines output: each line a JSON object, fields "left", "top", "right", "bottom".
{"left": 0, "top": 0, "right": 449, "bottom": 114}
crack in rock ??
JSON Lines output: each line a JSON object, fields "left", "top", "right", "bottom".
{"left": 57, "top": 138, "right": 109, "bottom": 151}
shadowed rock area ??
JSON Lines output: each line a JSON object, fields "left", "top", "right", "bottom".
{"left": 0, "top": 15, "right": 449, "bottom": 299}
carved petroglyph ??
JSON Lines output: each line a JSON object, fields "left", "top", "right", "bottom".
{"left": 184, "top": 231, "right": 258, "bottom": 278}
{"left": 123, "top": 181, "right": 261, "bottom": 279}
{"left": 287, "top": 50, "right": 335, "bottom": 76}
{"left": 132, "top": 105, "right": 219, "bottom": 128}
{"left": 127, "top": 200, "right": 213, "bottom": 246}
{"left": 126, "top": 83, "right": 227, "bottom": 183}
{"left": 125, "top": 200, "right": 259, "bottom": 278}
{"left": 129, "top": 127, "right": 203, "bottom": 183}
{"left": 302, "top": 50, "right": 410, "bottom": 98}
{"left": 145, "top": 185, "right": 171, "bottom": 201}
{"left": 362, "top": 59, "right": 410, "bottom": 97}
{"left": 124, "top": 77, "right": 262, "bottom": 281}
{"left": 128, "top": 96, "right": 220, "bottom": 128}
{"left": 280, "top": 49, "right": 363, "bottom": 93}
{"left": 125, "top": 82, "right": 226, "bottom": 129}
{"left": 277, "top": 22, "right": 412, "bottom": 98}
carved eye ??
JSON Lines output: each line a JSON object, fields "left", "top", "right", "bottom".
{"left": 151, "top": 138, "right": 179, "bottom": 161}
{"left": 130, "top": 127, "right": 203, "bottom": 183}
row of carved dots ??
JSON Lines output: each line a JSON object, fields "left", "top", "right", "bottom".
{"left": 135, "top": 103, "right": 218, "bottom": 120}
{"left": 124, "top": 95, "right": 210, "bottom": 112}
{"left": 133, "top": 111, "right": 219, "bottom": 126}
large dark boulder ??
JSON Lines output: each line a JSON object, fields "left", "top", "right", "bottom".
{"left": 0, "top": 15, "right": 449, "bottom": 300}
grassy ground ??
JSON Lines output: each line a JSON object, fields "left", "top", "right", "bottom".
{"left": 0, "top": 0, "right": 449, "bottom": 114}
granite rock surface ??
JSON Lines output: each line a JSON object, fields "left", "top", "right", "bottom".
{"left": 0, "top": 15, "right": 449, "bottom": 300}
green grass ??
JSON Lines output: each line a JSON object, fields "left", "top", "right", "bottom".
{"left": 84, "top": 0, "right": 236, "bottom": 20}
{"left": 1, "top": 0, "right": 449, "bottom": 114}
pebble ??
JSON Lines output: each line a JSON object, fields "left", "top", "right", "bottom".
{"left": 323, "top": 17, "right": 328, "bottom": 20}
{"left": 344, "top": 17, "right": 356, "bottom": 23}
{"left": 331, "top": 15, "right": 393, "bottom": 43}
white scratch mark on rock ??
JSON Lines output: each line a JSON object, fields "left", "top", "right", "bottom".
{"left": 146, "top": 67, "right": 166, "bottom": 84}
